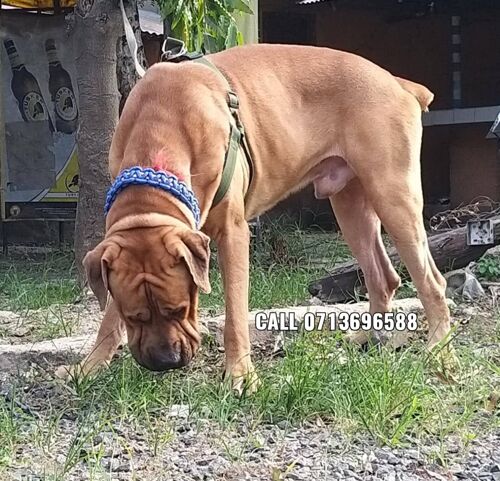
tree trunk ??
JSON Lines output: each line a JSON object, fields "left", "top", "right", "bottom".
{"left": 309, "top": 218, "right": 500, "bottom": 303}
{"left": 74, "top": 0, "right": 121, "bottom": 284}
{"left": 116, "top": 0, "right": 148, "bottom": 114}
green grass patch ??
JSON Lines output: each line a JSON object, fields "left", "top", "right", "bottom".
{"left": 1, "top": 223, "right": 498, "bottom": 478}
{"left": 201, "top": 222, "right": 352, "bottom": 311}
{"left": 0, "top": 393, "right": 23, "bottom": 466}
{"left": 1, "top": 316, "right": 498, "bottom": 476}
{"left": 0, "top": 251, "right": 80, "bottom": 311}
{"left": 64, "top": 326, "right": 499, "bottom": 448}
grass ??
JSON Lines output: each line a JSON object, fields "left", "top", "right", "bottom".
{"left": 0, "top": 250, "right": 79, "bottom": 311}
{"left": 0, "top": 390, "right": 24, "bottom": 467}
{"left": 1, "top": 318, "right": 499, "bottom": 477}
{"left": 0, "top": 221, "right": 499, "bottom": 478}
{"left": 200, "top": 221, "right": 353, "bottom": 312}
{"left": 68, "top": 325, "right": 498, "bottom": 443}
{"left": 0, "top": 250, "right": 81, "bottom": 341}
{"left": 0, "top": 221, "right": 352, "bottom": 316}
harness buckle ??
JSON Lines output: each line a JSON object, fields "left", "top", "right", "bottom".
{"left": 160, "top": 37, "right": 188, "bottom": 62}
{"left": 227, "top": 91, "right": 240, "bottom": 110}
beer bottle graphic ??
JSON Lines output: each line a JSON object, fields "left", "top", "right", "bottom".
{"left": 3, "top": 38, "right": 54, "bottom": 131}
{"left": 45, "top": 38, "right": 78, "bottom": 134}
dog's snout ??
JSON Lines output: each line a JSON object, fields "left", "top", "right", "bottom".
{"left": 139, "top": 343, "right": 188, "bottom": 371}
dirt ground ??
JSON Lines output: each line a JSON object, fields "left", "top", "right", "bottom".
{"left": 0, "top": 292, "right": 499, "bottom": 481}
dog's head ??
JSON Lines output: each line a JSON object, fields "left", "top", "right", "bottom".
{"left": 83, "top": 224, "right": 211, "bottom": 371}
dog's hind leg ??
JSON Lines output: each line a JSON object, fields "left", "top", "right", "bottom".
{"left": 369, "top": 181, "right": 451, "bottom": 352}
{"left": 346, "top": 100, "right": 456, "bottom": 372}
{"left": 329, "top": 177, "right": 401, "bottom": 344}
{"left": 56, "top": 301, "right": 125, "bottom": 379}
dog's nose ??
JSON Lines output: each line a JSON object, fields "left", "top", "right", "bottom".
{"left": 141, "top": 344, "right": 187, "bottom": 371}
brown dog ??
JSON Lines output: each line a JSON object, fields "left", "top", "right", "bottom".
{"left": 60, "top": 44, "right": 455, "bottom": 391}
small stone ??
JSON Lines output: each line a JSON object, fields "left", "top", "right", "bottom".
{"left": 168, "top": 404, "right": 190, "bottom": 419}
{"left": 115, "top": 462, "right": 130, "bottom": 473}
{"left": 343, "top": 470, "right": 359, "bottom": 479}
{"left": 376, "top": 467, "right": 396, "bottom": 481}
{"left": 406, "top": 449, "right": 420, "bottom": 460}
{"left": 13, "top": 326, "right": 31, "bottom": 337}
{"left": 103, "top": 458, "right": 121, "bottom": 471}
{"left": 177, "top": 423, "right": 191, "bottom": 433}
{"left": 248, "top": 453, "right": 261, "bottom": 462}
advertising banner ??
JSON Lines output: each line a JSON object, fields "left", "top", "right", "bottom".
{"left": 2, "top": 0, "right": 76, "bottom": 8}
{"left": 0, "top": 12, "right": 79, "bottom": 220}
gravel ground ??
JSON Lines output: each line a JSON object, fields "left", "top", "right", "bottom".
{"left": 6, "top": 415, "right": 500, "bottom": 481}
{"left": 1, "top": 296, "right": 499, "bottom": 481}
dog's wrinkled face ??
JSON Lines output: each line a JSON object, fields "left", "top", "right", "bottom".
{"left": 83, "top": 224, "right": 211, "bottom": 371}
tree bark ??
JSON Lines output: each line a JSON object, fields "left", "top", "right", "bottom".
{"left": 74, "top": 0, "right": 121, "bottom": 283}
{"left": 309, "top": 218, "right": 500, "bottom": 303}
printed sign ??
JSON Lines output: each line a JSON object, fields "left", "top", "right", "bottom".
{"left": 0, "top": 12, "right": 79, "bottom": 220}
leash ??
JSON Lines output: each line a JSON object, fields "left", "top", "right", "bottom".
{"left": 119, "top": 0, "right": 146, "bottom": 77}
{"left": 117, "top": 0, "right": 254, "bottom": 214}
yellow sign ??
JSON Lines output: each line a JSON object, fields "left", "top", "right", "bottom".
{"left": 3, "top": 0, "right": 76, "bottom": 8}
{"left": 41, "top": 145, "right": 79, "bottom": 202}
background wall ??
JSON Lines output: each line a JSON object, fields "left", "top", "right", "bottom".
{"left": 260, "top": 0, "right": 500, "bottom": 227}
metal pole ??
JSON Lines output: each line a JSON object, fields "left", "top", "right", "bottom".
{"left": 451, "top": 14, "right": 462, "bottom": 108}
{"left": 0, "top": 21, "right": 8, "bottom": 227}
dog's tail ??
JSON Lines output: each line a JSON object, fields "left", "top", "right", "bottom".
{"left": 395, "top": 77, "right": 434, "bottom": 112}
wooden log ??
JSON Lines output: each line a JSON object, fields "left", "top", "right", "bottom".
{"left": 309, "top": 217, "right": 500, "bottom": 303}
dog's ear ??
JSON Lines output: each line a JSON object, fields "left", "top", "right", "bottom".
{"left": 171, "top": 230, "right": 212, "bottom": 294}
{"left": 83, "top": 240, "right": 121, "bottom": 310}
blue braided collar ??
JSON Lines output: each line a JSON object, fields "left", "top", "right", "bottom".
{"left": 105, "top": 166, "right": 201, "bottom": 228}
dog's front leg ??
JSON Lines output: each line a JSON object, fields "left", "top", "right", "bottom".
{"left": 56, "top": 301, "right": 125, "bottom": 380}
{"left": 214, "top": 218, "right": 259, "bottom": 394}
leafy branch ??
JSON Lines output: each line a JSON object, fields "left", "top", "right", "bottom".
{"left": 157, "top": 0, "right": 253, "bottom": 53}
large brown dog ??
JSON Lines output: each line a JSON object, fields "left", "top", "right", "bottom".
{"left": 61, "top": 44, "right": 455, "bottom": 391}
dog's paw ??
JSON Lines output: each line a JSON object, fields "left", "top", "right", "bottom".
{"left": 345, "top": 330, "right": 373, "bottom": 346}
{"left": 231, "top": 370, "right": 261, "bottom": 396}
{"left": 429, "top": 343, "right": 460, "bottom": 383}
{"left": 224, "top": 360, "right": 261, "bottom": 396}
{"left": 55, "top": 359, "right": 109, "bottom": 381}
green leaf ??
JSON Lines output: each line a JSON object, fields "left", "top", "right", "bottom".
{"left": 205, "top": 15, "right": 220, "bottom": 33}
{"left": 173, "top": 0, "right": 186, "bottom": 22}
{"left": 203, "top": 33, "right": 218, "bottom": 53}
{"left": 225, "top": 22, "right": 238, "bottom": 49}
{"left": 232, "top": 0, "right": 253, "bottom": 14}
{"left": 236, "top": 30, "right": 244, "bottom": 45}
{"left": 159, "top": 0, "right": 248, "bottom": 53}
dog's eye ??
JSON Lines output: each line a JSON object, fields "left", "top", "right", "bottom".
{"left": 160, "top": 306, "right": 187, "bottom": 319}
{"left": 127, "top": 309, "right": 151, "bottom": 323}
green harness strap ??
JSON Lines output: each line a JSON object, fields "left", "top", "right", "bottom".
{"left": 192, "top": 56, "right": 253, "bottom": 208}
